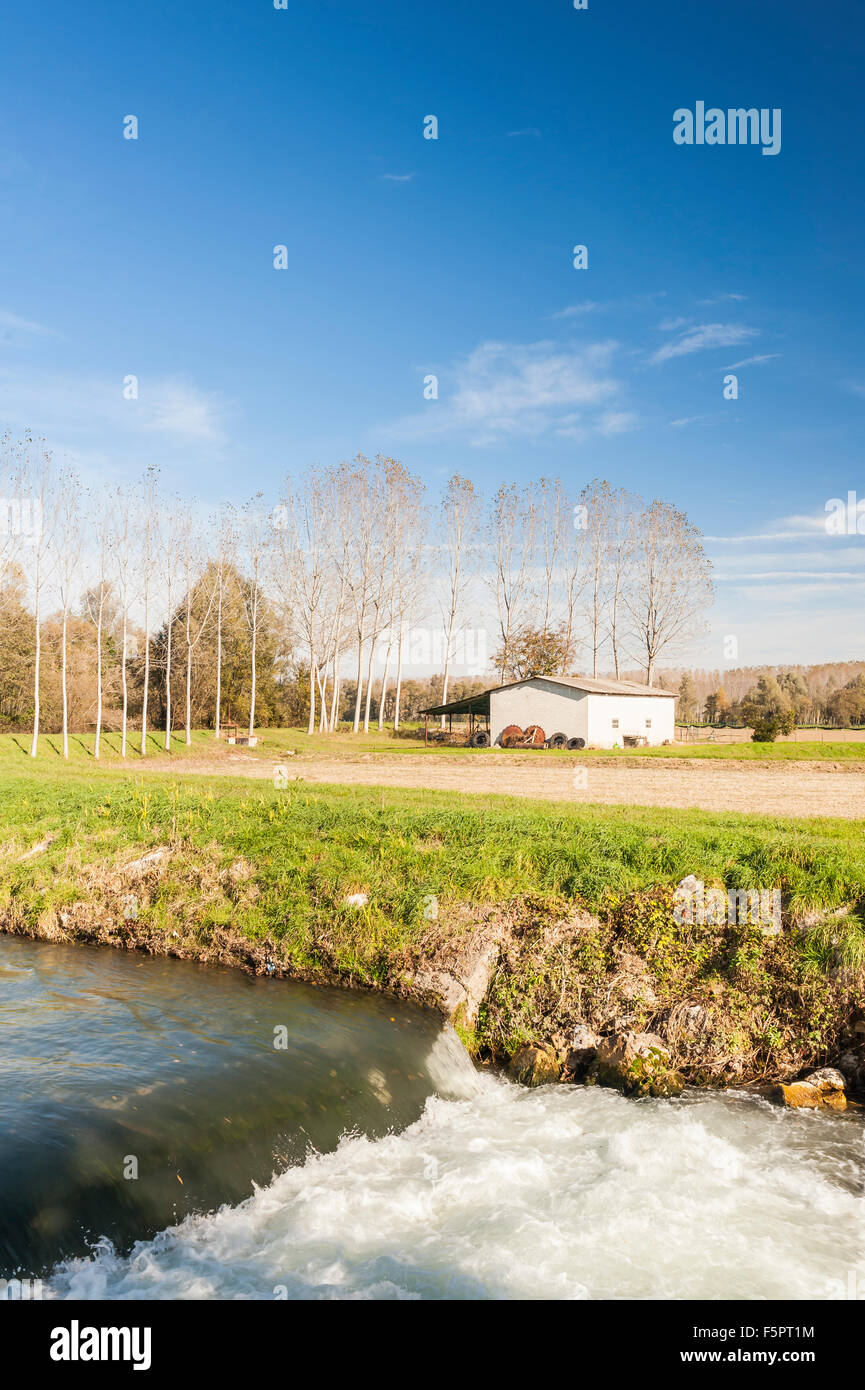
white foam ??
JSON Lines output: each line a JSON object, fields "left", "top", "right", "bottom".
{"left": 48, "top": 1078, "right": 864, "bottom": 1301}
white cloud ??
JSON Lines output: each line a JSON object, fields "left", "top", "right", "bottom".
{"left": 380, "top": 172, "right": 415, "bottom": 182}
{"left": 650, "top": 322, "right": 757, "bottom": 365}
{"left": 0, "top": 308, "right": 55, "bottom": 336}
{"left": 387, "top": 339, "right": 630, "bottom": 445}
{"left": 697, "top": 293, "right": 748, "bottom": 305}
{"left": 552, "top": 291, "right": 666, "bottom": 321}
{"left": 0, "top": 368, "right": 227, "bottom": 446}
{"left": 597, "top": 409, "right": 639, "bottom": 436}
{"left": 552, "top": 302, "right": 603, "bottom": 319}
{"left": 144, "top": 381, "right": 224, "bottom": 441}
{"left": 725, "top": 353, "right": 779, "bottom": 369}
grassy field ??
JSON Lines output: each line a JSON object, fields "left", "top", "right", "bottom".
{"left": 2, "top": 764, "right": 864, "bottom": 930}
{"left": 3, "top": 765, "right": 863, "bottom": 1082}
{"left": 2, "top": 726, "right": 865, "bottom": 766}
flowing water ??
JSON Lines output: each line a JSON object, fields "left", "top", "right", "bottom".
{"left": 1, "top": 934, "right": 862, "bottom": 1300}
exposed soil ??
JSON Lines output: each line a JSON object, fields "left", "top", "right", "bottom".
{"left": 134, "top": 749, "right": 865, "bottom": 820}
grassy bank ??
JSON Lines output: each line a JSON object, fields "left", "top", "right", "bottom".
{"left": 1, "top": 768, "right": 863, "bottom": 1086}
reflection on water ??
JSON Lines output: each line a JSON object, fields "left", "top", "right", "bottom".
{"left": 0, "top": 934, "right": 448, "bottom": 1274}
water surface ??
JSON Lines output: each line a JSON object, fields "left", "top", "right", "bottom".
{"left": 1, "top": 933, "right": 862, "bottom": 1300}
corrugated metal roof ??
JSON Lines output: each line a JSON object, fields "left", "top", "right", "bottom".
{"left": 420, "top": 673, "right": 675, "bottom": 715}
{"left": 532, "top": 675, "right": 676, "bottom": 699}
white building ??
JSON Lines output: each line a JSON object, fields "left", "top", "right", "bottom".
{"left": 424, "top": 675, "right": 676, "bottom": 749}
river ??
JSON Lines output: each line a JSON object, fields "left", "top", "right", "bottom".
{"left": 1, "top": 934, "right": 862, "bottom": 1300}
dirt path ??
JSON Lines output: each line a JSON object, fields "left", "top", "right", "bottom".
{"left": 138, "top": 751, "right": 865, "bottom": 820}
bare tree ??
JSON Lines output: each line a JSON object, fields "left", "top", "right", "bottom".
{"left": 378, "top": 464, "right": 426, "bottom": 731}
{"left": 54, "top": 466, "right": 83, "bottom": 759}
{"left": 113, "top": 485, "right": 134, "bottom": 756}
{"left": 392, "top": 521, "right": 428, "bottom": 731}
{"left": 212, "top": 507, "right": 235, "bottom": 740}
{"left": 438, "top": 474, "right": 480, "bottom": 724}
{"left": 580, "top": 478, "right": 612, "bottom": 678}
{"left": 84, "top": 493, "right": 111, "bottom": 760}
{"left": 537, "top": 476, "right": 566, "bottom": 637}
{"left": 561, "top": 488, "right": 588, "bottom": 670}
{"left": 138, "top": 467, "right": 159, "bottom": 757}
{"left": 239, "top": 497, "right": 269, "bottom": 738}
{"left": 624, "top": 499, "right": 714, "bottom": 685}
{"left": 272, "top": 475, "right": 330, "bottom": 736}
{"left": 487, "top": 483, "right": 536, "bottom": 683}
{"left": 606, "top": 487, "right": 640, "bottom": 679}
{"left": 331, "top": 457, "right": 378, "bottom": 734}
{"left": 178, "top": 505, "right": 217, "bottom": 746}
{"left": 22, "top": 439, "right": 56, "bottom": 757}
{"left": 159, "top": 497, "right": 182, "bottom": 752}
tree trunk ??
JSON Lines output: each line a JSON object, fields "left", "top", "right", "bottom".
{"left": 362, "top": 632, "right": 376, "bottom": 733}
{"left": 248, "top": 624, "right": 257, "bottom": 737}
{"left": 214, "top": 584, "right": 222, "bottom": 739}
{"left": 307, "top": 655, "right": 316, "bottom": 736}
{"left": 329, "top": 665, "right": 340, "bottom": 731}
{"left": 378, "top": 639, "right": 393, "bottom": 731}
{"left": 393, "top": 627, "right": 405, "bottom": 731}
{"left": 94, "top": 615, "right": 103, "bottom": 759}
{"left": 164, "top": 624, "right": 172, "bottom": 752}
{"left": 30, "top": 591, "right": 41, "bottom": 757}
{"left": 352, "top": 637, "right": 364, "bottom": 733}
{"left": 141, "top": 594, "right": 150, "bottom": 756}
{"left": 440, "top": 631, "right": 452, "bottom": 730}
{"left": 61, "top": 610, "right": 69, "bottom": 759}
{"left": 185, "top": 641, "right": 193, "bottom": 746}
{"left": 120, "top": 618, "right": 129, "bottom": 757}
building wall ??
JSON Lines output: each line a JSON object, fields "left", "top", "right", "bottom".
{"left": 490, "top": 680, "right": 588, "bottom": 745}
{"left": 586, "top": 693, "right": 675, "bottom": 747}
{"left": 489, "top": 680, "right": 675, "bottom": 748}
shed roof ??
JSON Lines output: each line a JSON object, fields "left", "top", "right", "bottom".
{"left": 421, "top": 673, "right": 675, "bottom": 717}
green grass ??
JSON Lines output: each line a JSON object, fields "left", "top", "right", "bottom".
{"left": 2, "top": 726, "right": 864, "bottom": 766}
{"left": 2, "top": 766, "right": 864, "bottom": 937}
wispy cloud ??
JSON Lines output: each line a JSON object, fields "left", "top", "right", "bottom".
{"left": 380, "top": 172, "right": 415, "bottom": 183}
{"left": 508, "top": 127, "right": 541, "bottom": 138}
{"left": 143, "top": 381, "right": 225, "bottom": 441}
{"left": 0, "top": 368, "right": 228, "bottom": 446}
{"left": 552, "top": 302, "right": 604, "bottom": 319}
{"left": 650, "top": 322, "right": 757, "bottom": 365}
{"left": 725, "top": 353, "right": 779, "bottom": 369}
{"left": 697, "top": 292, "right": 748, "bottom": 305}
{"left": 387, "top": 338, "right": 630, "bottom": 445}
{"left": 0, "top": 307, "right": 56, "bottom": 337}
{"left": 552, "top": 291, "right": 666, "bottom": 321}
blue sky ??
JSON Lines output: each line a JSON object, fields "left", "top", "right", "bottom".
{"left": 1, "top": 0, "right": 864, "bottom": 665}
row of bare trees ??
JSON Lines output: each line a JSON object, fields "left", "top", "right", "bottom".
{"left": 0, "top": 432, "right": 714, "bottom": 752}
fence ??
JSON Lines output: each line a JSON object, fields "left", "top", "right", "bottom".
{"left": 676, "top": 725, "right": 865, "bottom": 745}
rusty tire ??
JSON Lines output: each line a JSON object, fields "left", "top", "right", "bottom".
{"left": 500, "top": 724, "right": 524, "bottom": 748}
